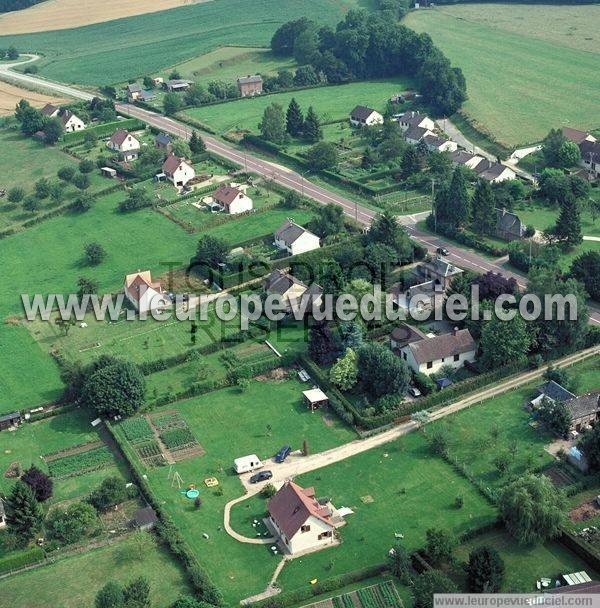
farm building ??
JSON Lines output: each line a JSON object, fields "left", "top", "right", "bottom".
{"left": 398, "top": 328, "right": 476, "bottom": 374}
{"left": 495, "top": 208, "right": 526, "bottom": 241}
{"left": 303, "top": 388, "right": 329, "bottom": 411}
{"left": 0, "top": 411, "right": 22, "bottom": 432}
{"left": 562, "top": 127, "right": 596, "bottom": 146}
{"left": 41, "top": 103, "right": 85, "bottom": 132}
{"left": 162, "top": 155, "right": 196, "bottom": 188}
{"left": 274, "top": 219, "right": 320, "bottom": 256}
{"left": 132, "top": 506, "right": 158, "bottom": 531}
{"left": 124, "top": 270, "right": 169, "bottom": 314}
{"left": 398, "top": 111, "right": 435, "bottom": 133}
{"left": 349, "top": 105, "right": 384, "bottom": 127}
{"left": 564, "top": 392, "right": 600, "bottom": 432}
{"left": 212, "top": 184, "right": 253, "bottom": 214}
{"left": 237, "top": 75, "right": 263, "bottom": 97}
{"left": 107, "top": 129, "right": 141, "bottom": 161}
{"left": 267, "top": 481, "right": 337, "bottom": 555}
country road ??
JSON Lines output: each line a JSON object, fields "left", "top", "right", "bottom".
{"left": 0, "top": 63, "right": 598, "bottom": 325}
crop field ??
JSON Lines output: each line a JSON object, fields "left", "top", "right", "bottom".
{"left": 164, "top": 46, "right": 298, "bottom": 87}
{"left": 184, "top": 78, "right": 411, "bottom": 134}
{"left": 0, "top": 81, "right": 67, "bottom": 116}
{"left": 0, "top": 0, "right": 361, "bottom": 86}
{"left": 0, "top": 534, "right": 191, "bottom": 608}
{"left": 114, "top": 377, "right": 356, "bottom": 603}
{"left": 404, "top": 6, "right": 600, "bottom": 147}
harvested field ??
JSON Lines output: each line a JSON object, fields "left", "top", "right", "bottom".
{"left": 0, "top": 80, "right": 66, "bottom": 115}
{"left": 0, "top": 0, "right": 209, "bottom": 35}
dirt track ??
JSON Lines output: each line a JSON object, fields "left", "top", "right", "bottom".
{"left": 0, "top": 0, "right": 208, "bottom": 35}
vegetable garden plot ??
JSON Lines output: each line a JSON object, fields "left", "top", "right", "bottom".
{"left": 120, "top": 417, "right": 154, "bottom": 444}
{"left": 148, "top": 410, "right": 205, "bottom": 462}
{"left": 45, "top": 444, "right": 114, "bottom": 479}
{"left": 305, "top": 582, "right": 403, "bottom": 608}
{"left": 135, "top": 440, "right": 165, "bottom": 468}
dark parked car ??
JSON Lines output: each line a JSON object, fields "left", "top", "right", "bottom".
{"left": 274, "top": 445, "right": 291, "bottom": 463}
{"left": 250, "top": 470, "right": 273, "bottom": 484}
{"left": 436, "top": 247, "right": 449, "bottom": 256}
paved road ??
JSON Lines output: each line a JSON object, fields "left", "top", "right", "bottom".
{"left": 436, "top": 117, "right": 495, "bottom": 161}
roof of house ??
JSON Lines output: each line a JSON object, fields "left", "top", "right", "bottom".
{"left": 535, "top": 380, "right": 576, "bottom": 403}
{"left": 162, "top": 155, "right": 189, "bottom": 174}
{"left": 565, "top": 392, "right": 600, "bottom": 420}
{"left": 124, "top": 271, "right": 161, "bottom": 304}
{"left": 423, "top": 134, "right": 449, "bottom": 149}
{"left": 127, "top": 83, "right": 142, "bottom": 93}
{"left": 109, "top": 129, "right": 134, "bottom": 147}
{"left": 405, "top": 126, "right": 429, "bottom": 141}
{"left": 400, "top": 111, "right": 429, "bottom": 127}
{"left": 268, "top": 481, "right": 333, "bottom": 539}
{"left": 264, "top": 269, "right": 306, "bottom": 295}
{"left": 133, "top": 506, "right": 158, "bottom": 527}
{"left": 496, "top": 207, "right": 524, "bottom": 236}
{"left": 547, "top": 581, "right": 600, "bottom": 594}
{"left": 562, "top": 127, "right": 593, "bottom": 145}
{"left": 155, "top": 132, "right": 172, "bottom": 146}
{"left": 138, "top": 90, "right": 156, "bottom": 101}
{"left": 57, "top": 108, "right": 78, "bottom": 126}
{"left": 579, "top": 140, "right": 600, "bottom": 160}
{"left": 213, "top": 184, "right": 243, "bottom": 206}
{"left": 237, "top": 75, "right": 263, "bottom": 85}
{"left": 421, "top": 256, "right": 463, "bottom": 278}
{"left": 475, "top": 160, "right": 510, "bottom": 180}
{"left": 167, "top": 79, "right": 190, "bottom": 88}
{"left": 407, "top": 329, "right": 476, "bottom": 365}
{"left": 274, "top": 219, "right": 317, "bottom": 246}
{"left": 0, "top": 412, "right": 21, "bottom": 424}
{"left": 40, "top": 103, "right": 58, "bottom": 116}
{"left": 390, "top": 323, "right": 428, "bottom": 347}
{"left": 450, "top": 150, "right": 482, "bottom": 167}
{"left": 350, "top": 105, "right": 378, "bottom": 121}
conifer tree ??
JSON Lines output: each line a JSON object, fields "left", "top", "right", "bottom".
{"left": 303, "top": 106, "right": 322, "bottom": 142}
{"left": 5, "top": 481, "right": 44, "bottom": 546}
{"left": 471, "top": 179, "right": 496, "bottom": 235}
{"left": 285, "top": 98, "right": 304, "bottom": 137}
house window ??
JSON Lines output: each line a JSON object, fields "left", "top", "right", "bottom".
{"left": 301, "top": 525, "right": 311, "bottom": 533}
{"left": 318, "top": 531, "right": 332, "bottom": 540}
{"left": 426, "top": 361, "right": 433, "bottom": 369}
{"left": 403, "top": 352, "right": 407, "bottom": 361}
{"left": 454, "top": 354, "right": 460, "bottom": 362}
{"left": 441, "top": 357, "right": 445, "bottom": 363}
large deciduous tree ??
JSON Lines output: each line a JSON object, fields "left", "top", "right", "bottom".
{"left": 480, "top": 315, "right": 530, "bottom": 370}
{"left": 259, "top": 103, "right": 287, "bottom": 144}
{"left": 21, "top": 465, "right": 53, "bottom": 502}
{"left": 357, "top": 342, "right": 410, "bottom": 398}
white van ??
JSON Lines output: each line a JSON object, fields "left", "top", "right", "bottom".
{"left": 234, "top": 454, "right": 263, "bottom": 474}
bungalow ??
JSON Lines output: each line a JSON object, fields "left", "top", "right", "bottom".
{"left": 404, "top": 126, "right": 434, "bottom": 145}
{"left": 212, "top": 184, "right": 253, "bottom": 214}
{"left": 0, "top": 411, "right": 22, "bottom": 432}
{"left": 155, "top": 132, "right": 173, "bottom": 151}
{"left": 41, "top": 104, "right": 85, "bottom": 132}
{"left": 162, "top": 155, "right": 195, "bottom": 188}
{"left": 124, "top": 270, "right": 169, "bottom": 314}
{"left": 414, "top": 256, "right": 463, "bottom": 291}
{"left": 579, "top": 140, "right": 600, "bottom": 180}
{"left": 263, "top": 270, "right": 322, "bottom": 312}
{"left": 237, "top": 75, "right": 263, "bottom": 97}
{"left": 398, "top": 328, "right": 476, "bottom": 374}
{"left": 399, "top": 111, "right": 435, "bottom": 133}
{"left": 423, "top": 134, "right": 457, "bottom": 153}
{"left": 268, "top": 481, "right": 337, "bottom": 555}
{"left": 107, "top": 129, "right": 141, "bottom": 161}
{"left": 350, "top": 105, "right": 384, "bottom": 127}
{"left": 450, "top": 149, "right": 485, "bottom": 171}
{"left": 166, "top": 79, "right": 191, "bottom": 92}
{"left": 495, "top": 208, "right": 526, "bottom": 241}
{"left": 274, "top": 219, "right": 320, "bottom": 256}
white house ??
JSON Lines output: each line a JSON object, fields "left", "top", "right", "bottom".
{"left": 399, "top": 111, "right": 435, "bottom": 133}
{"left": 263, "top": 270, "right": 322, "bottom": 312}
{"left": 423, "top": 134, "right": 457, "bottom": 153}
{"left": 450, "top": 150, "right": 485, "bottom": 171}
{"left": 162, "top": 155, "right": 195, "bottom": 188}
{"left": 450, "top": 150, "right": 515, "bottom": 183}
{"left": 404, "top": 126, "right": 434, "bottom": 145}
{"left": 212, "top": 184, "right": 253, "bottom": 214}
{"left": 41, "top": 104, "right": 85, "bottom": 132}
{"left": 274, "top": 219, "right": 320, "bottom": 256}
{"left": 107, "top": 129, "right": 141, "bottom": 161}
{"left": 398, "top": 328, "right": 476, "bottom": 374}
{"left": 350, "top": 105, "right": 384, "bottom": 127}
{"left": 123, "top": 271, "right": 169, "bottom": 314}
{"left": 268, "top": 481, "right": 337, "bottom": 555}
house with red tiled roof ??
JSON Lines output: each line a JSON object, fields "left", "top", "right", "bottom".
{"left": 268, "top": 481, "right": 336, "bottom": 554}
{"left": 107, "top": 129, "right": 141, "bottom": 161}
{"left": 162, "top": 154, "right": 195, "bottom": 188}
{"left": 124, "top": 270, "right": 169, "bottom": 314}
{"left": 212, "top": 183, "right": 253, "bottom": 214}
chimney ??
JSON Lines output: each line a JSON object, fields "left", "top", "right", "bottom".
{"left": 453, "top": 326, "right": 459, "bottom": 335}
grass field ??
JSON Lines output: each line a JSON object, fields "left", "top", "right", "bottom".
{"left": 116, "top": 377, "right": 357, "bottom": 603}
{"left": 0, "top": 0, "right": 361, "bottom": 86}
{"left": 183, "top": 78, "right": 411, "bottom": 134}
{"left": 404, "top": 6, "right": 600, "bottom": 147}
{"left": 0, "top": 534, "right": 190, "bottom": 608}
{"left": 164, "top": 45, "right": 298, "bottom": 87}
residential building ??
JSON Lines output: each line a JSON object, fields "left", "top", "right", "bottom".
{"left": 414, "top": 256, "right": 463, "bottom": 291}
{"left": 398, "top": 328, "right": 476, "bottom": 374}
{"left": 423, "top": 134, "right": 457, "bottom": 153}
{"left": 474, "top": 159, "right": 516, "bottom": 183}
{"left": 155, "top": 132, "right": 173, "bottom": 151}
{"left": 162, "top": 155, "right": 195, "bottom": 188}
{"left": 166, "top": 79, "right": 191, "bottom": 92}
{"left": 263, "top": 270, "right": 322, "bottom": 311}
{"left": 274, "top": 219, "right": 320, "bottom": 256}
{"left": 450, "top": 149, "right": 485, "bottom": 171}
{"left": 237, "top": 75, "right": 263, "bottom": 97}
{"left": 41, "top": 103, "right": 85, "bottom": 132}
{"left": 399, "top": 111, "right": 435, "bottom": 133}
{"left": 562, "top": 127, "right": 597, "bottom": 145}
{"left": 531, "top": 380, "right": 576, "bottom": 408}
{"left": 579, "top": 140, "right": 600, "bottom": 180}
{"left": 350, "top": 105, "right": 384, "bottom": 127}
{"left": 126, "top": 83, "right": 143, "bottom": 102}
{"left": 0, "top": 497, "right": 5, "bottom": 529}
{"left": 404, "top": 126, "right": 434, "bottom": 145}
{"left": 0, "top": 412, "right": 22, "bottom": 432}
{"left": 391, "top": 280, "right": 442, "bottom": 316}
{"left": 268, "top": 481, "right": 337, "bottom": 555}
{"left": 389, "top": 323, "right": 428, "bottom": 351}
{"left": 124, "top": 271, "right": 169, "bottom": 314}
{"left": 495, "top": 208, "right": 526, "bottom": 241}
{"left": 107, "top": 129, "right": 141, "bottom": 161}
{"left": 564, "top": 392, "right": 600, "bottom": 432}
{"left": 212, "top": 184, "right": 253, "bottom": 214}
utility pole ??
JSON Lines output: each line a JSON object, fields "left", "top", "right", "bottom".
{"left": 431, "top": 179, "right": 436, "bottom": 232}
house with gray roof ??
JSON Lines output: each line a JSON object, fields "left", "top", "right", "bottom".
{"left": 274, "top": 219, "right": 320, "bottom": 256}
{"left": 414, "top": 256, "right": 463, "bottom": 291}
{"left": 495, "top": 208, "right": 526, "bottom": 241}
{"left": 263, "top": 270, "right": 322, "bottom": 312}
{"left": 350, "top": 105, "right": 383, "bottom": 127}
{"left": 532, "top": 380, "right": 576, "bottom": 407}
{"left": 579, "top": 140, "right": 600, "bottom": 180}
{"left": 565, "top": 392, "right": 600, "bottom": 432}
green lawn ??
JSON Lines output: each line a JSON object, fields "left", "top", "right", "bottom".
{"left": 163, "top": 45, "right": 299, "bottom": 86}
{"left": 0, "top": 0, "right": 361, "bottom": 86}
{"left": 0, "top": 534, "right": 190, "bottom": 608}
{"left": 403, "top": 6, "right": 600, "bottom": 147}
{"left": 183, "top": 79, "right": 412, "bottom": 134}
{"left": 116, "top": 378, "right": 357, "bottom": 604}
{"left": 0, "top": 409, "right": 127, "bottom": 503}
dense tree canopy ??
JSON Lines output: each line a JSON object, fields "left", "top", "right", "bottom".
{"left": 357, "top": 342, "right": 410, "bottom": 398}
{"left": 467, "top": 546, "right": 505, "bottom": 593}
{"left": 570, "top": 251, "right": 600, "bottom": 302}
{"left": 21, "top": 465, "right": 53, "bottom": 502}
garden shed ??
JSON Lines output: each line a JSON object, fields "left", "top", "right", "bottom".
{"left": 302, "top": 388, "right": 328, "bottom": 411}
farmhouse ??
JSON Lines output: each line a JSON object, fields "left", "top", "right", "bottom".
{"left": 237, "top": 75, "right": 263, "bottom": 97}
{"left": 162, "top": 155, "right": 196, "bottom": 188}
{"left": 398, "top": 328, "right": 476, "bottom": 374}
{"left": 578, "top": 140, "right": 600, "bottom": 180}
{"left": 155, "top": 132, "right": 173, "bottom": 151}
{"left": 0, "top": 411, "right": 21, "bottom": 432}
{"left": 263, "top": 270, "right": 322, "bottom": 311}
{"left": 267, "top": 481, "right": 337, "bottom": 555}
{"left": 124, "top": 270, "right": 169, "bottom": 314}
{"left": 107, "top": 129, "right": 141, "bottom": 161}
{"left": 41, "top": 104, "right": 85, "bottom": 132}
{"left": 350, "top": 106, "right": 384, "bottom": 127}
{"left": 423, "top": 134, "right": 457, "bottom": 153}
{"left": 274, "top": 219, "right": 320, "bottom": 256}
{"left": 166, "top": 79, "right": 191, "bottom": 92}
{"left": 212, "top": 184, "right": 253, "bottom": 214}
{"left": 404, "top": 126, "right": 434, "bottom": 145}
{"left": 414, "top": 256, "right": 463, "bottom": 291}
{"left": 495, "top": 208, "right": 526, "bottom": 241}
{"left": 398, "top": 111, "right": 435, "bottom": 132}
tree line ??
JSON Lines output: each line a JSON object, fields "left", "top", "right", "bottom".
{"left": 0, "top": 0, "right": 45, "bottom": 13}
{"left": 270, "top": 11, "right": 467, "bottom": 116}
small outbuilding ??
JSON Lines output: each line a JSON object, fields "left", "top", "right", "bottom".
{"left": 132, "top": 506, "right": 158, "bottom": 530}
{"left": 303, "top": 388, "right": 328, "bottom": 411}
{"left": 234, "top": 455, "right": 263, "bottom": 474}
{"left": 100, "top": 167, "right": 117, "bottom": 179}
{"left": 0, "top": 412, "right": 22, "bottom": 432}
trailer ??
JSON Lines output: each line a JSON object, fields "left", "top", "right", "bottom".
{"left": 234, "top": 454, "right": 263, "bottom": 474}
